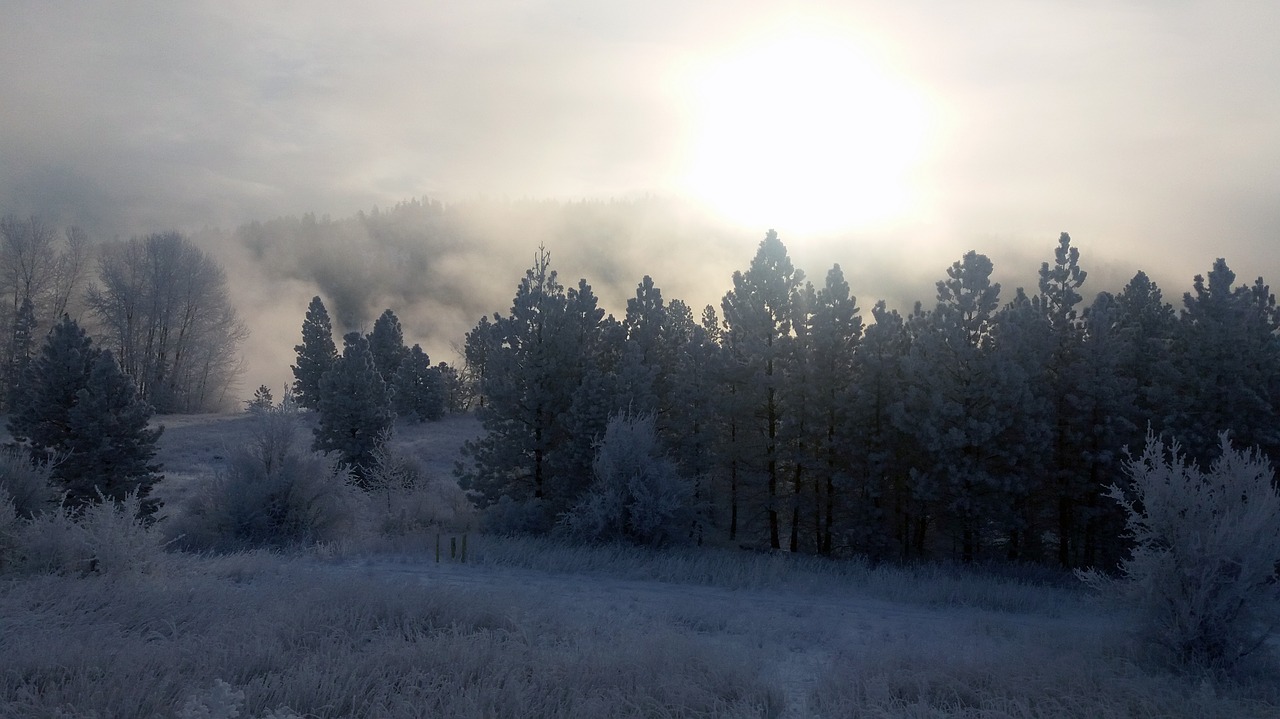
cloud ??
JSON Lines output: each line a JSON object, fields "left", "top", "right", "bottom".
{"left": 4, "top": 1, "right": 1280, "bottom": 397}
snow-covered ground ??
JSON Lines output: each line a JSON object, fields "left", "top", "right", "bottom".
{"left": 3, "top": 411, "right": 1278, "bottom": 717}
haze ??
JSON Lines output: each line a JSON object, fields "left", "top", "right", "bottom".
{"left": 4, "top": 1, "right": 1279, "bottom": 397}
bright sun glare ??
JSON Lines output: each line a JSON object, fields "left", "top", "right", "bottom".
{"left": 683, "top": 30, "right": 932, "bottom": 236}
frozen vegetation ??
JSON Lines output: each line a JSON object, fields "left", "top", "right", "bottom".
{"left": 1, "top": 412, "right": 1278, "bottom": 718}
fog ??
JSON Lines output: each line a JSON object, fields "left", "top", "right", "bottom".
{"left": 4, "top": 1, "right": 1279, "bottom": 398}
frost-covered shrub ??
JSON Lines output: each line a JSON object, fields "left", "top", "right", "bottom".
{"left": 1079, "top": 432, "right": 1280, "bottom": 673}
{"left": 559, "top": 413, "right": 695, "bottom": 546}
{"left": 167, "top": 409, "right": 363, "bottom": 550}
{"left": 9, "top": 492, "right": 162, "bottom": 576}
{"left": 364, "top": 441, "right": 473, "bottom": 535}
{"left": 0, "top": 446, "right": 58, "bottom": 519}
{"left": 178, "top": 679, "right": 302, "bottom": 719}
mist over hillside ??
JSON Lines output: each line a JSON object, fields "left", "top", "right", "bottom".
{"left": 202, "top": 195, "right": 1171, "bottom": 399}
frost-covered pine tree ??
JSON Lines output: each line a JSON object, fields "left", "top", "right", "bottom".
{"left": 367, "top": 308, "right": 407, "bottom": 383}
{"left": 847, "top": 300, "right": 911, "bottom": 558}
{"left": 313, "top": 331, "right": 393, "bottom": 483}
{"left": 60, "top": 351, "right": 163, "bottom": 511}
{"left": 780, "top": 278, "right": 819, "bottom": 553}
{"left": 721, "top": 230, "right": 802, "bottom": 549}
{"left": 459, "top": 247, "right": 607, "bottom": 525}
{"left": 291, "top": 295, "right": 337, "bottom": 410}
{"left": 1172, "top": 259, "right": 1280, "bottom": 463}
{"left": 1075, "top": 290, "right": 1139, "bottom": 566}
{"left": 805, "top": 264, "right": 862, "bottom": 555}
{"left": 7, "top": 315, "right": 97, "bottom": 460}
{"left": 5, "top": 296, "right": 36, "bottom": 411}
{"left": 392, "top": 344, "right": 444, "bottom": 422}
{"left": 1033, "top": 232, "right": 1092, "bottom": 566}
{"left": 1112, "top": 271, "right": 1179, "bottom": 440}
{"left": 7, "top": 317, "right": 162, "bottom": 512}
{"left": 893, "top": 251, "right": 1020, "bottom": 562}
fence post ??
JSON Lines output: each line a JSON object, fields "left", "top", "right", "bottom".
{"left": 461, "top": 533, "right": 467, "bottom": 563}
{"left": 435, "top": 533, "right": 440, "bottom": 563}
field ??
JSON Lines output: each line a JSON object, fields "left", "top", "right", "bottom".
{"left": 2, "top": 413, "right": 1278, "bottom": 718}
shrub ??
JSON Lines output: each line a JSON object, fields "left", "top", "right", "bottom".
{"left": 1080, "top": 431, "right": 1280, "bottom": 673}
{"left": 558, "top": 413, "right": 695, "bottom": 546}
{"left": 7, "top": 492, "right": 162, "bottom": 576}
{"left": 0, "top": 446, "right": 58, "bottom": 519}
{"left": 166, "top": 408, "right": 364, "bottom": 551}
{"left": 364, "top": 440, "right": 474, "bottom": 535}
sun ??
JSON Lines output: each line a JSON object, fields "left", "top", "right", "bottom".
{"left": 681, "top": 29, "right": 932, "bottom": 236}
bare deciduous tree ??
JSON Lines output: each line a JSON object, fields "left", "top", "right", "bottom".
{"left": 0, "top": 215, "right": 93, "bottom": 410}
{"left": 87, "top": 231, "right": 248, "bottom": 413}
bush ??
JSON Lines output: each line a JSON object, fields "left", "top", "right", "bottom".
{"left": 0, "top": 446, "right": 58, "bottom": 519}
{"left": 364, "top": 440, "right": 474, "bottom": 535}
{"left": 558, "top": 413, "right": 695, "bottom": 546}
{"left": 1080, "top": 431, "right": 1280, "bottom": 673}
{"left": 6, "top": 492, "right": 162, "bottom": 576}
{"left": 166, "top": 408, "right": 364, "bottom": 551}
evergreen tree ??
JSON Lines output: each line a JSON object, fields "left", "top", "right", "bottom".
{"left": 1036, "top": 234, "right": 1090, "bottom": 566}
{"left": 7, "top": 316, "right": 162, "bottom": 512}
{"left": 1113, "top": 271, "right": 1179, "bottom": 434}
{"left": 60, "top": 351, "right": 163, "bottom": 510}
{"left": 368, "top": 308, "right": 408, "bottom": 382}
{"left": 291, "top": 296, "right": 337, "bottom": 410}
{"left": 991, "top": 287, "right": 1054, "bottom": 561}
{"left": 721, "top": 230, "right": 803, "bottom": 549}
{"left": 459, "top": 246, "right": 606, "bottom": 525}
{"left": 313, "top": 331, "right": 393, "bottom": 483}
{"left": 1174, "top": 260, "right": 1280, "bottom": 463}
{"left": 1076, "top": 290, "right": 1139, "bottom": 566}
{"left": 7, "top": 315, "right": 97, "bottom": 458}
{"left": 6, "top": 296, "right": 36, "bottom": 411}
{"left": 392, "top": 344, "right": 445, "bottom": 422}
{"left": 806, "top": 265, "right": 862, "bottom": 554}
{"left": 848, "top": 301, "right": 912, "bottom": 558}
{"left": 894, "top": 251, "right": 1020, "bottom": 562}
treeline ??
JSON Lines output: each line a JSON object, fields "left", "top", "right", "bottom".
{"left": 1, "top": 215, "right": 246, "bottom": 414}
{"left": 458, "top": 232, "right": 1280, "bottom": 568}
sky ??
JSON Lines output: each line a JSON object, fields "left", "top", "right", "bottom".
{"left": 3, "top": 1, "right": 1279, "bottom": 397}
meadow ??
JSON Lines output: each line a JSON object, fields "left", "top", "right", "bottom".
{"left": 2, "top": 413, "right": 1278, "bottom": 718}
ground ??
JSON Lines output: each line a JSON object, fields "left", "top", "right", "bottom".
{"left": 2, "top": 410, "right": 1278, "bottom": 718}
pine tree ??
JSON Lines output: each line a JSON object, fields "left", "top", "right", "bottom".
{"left": 291, "top": 296, "right": 337, "bottom": 410}
{"left": 368, "top": 308, "right": 407, "bottom": 382}
{"left": 6, "top": 296, "right": 36, "bottom": 411}
{"left": 1113, "top": 271, "right": 1179, "bottom": 431}
{"left": 1173, "top": 260, "right": 1280, "bottom": 463}
{"left": 721, "top": 230, "right": 803, "bottom": 549}
{"left": 806, "top": 265, "right": 862, "bottom": 554}
{"left": 894, "top": 251, "right": 1019, "bottom": 562}
{"left": 392, "top": 344, "right": 445, "bottom": 422}
{"left": 458, "top": 246, "right": 606, "bottom": 525}
{"left": 848, "top": 300, "right": 911, "bottom": 558}
{"left": 7, "top": 315, "right": 97, "bottom": 458}
{"left": 313, "top": 332, "right": 393, "bottom": 483}
{"left": 7, "top": 317, "right": 162, "bottom": 512}
{"left": 60, "top": 351, "right": 163, "bottom": 510}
